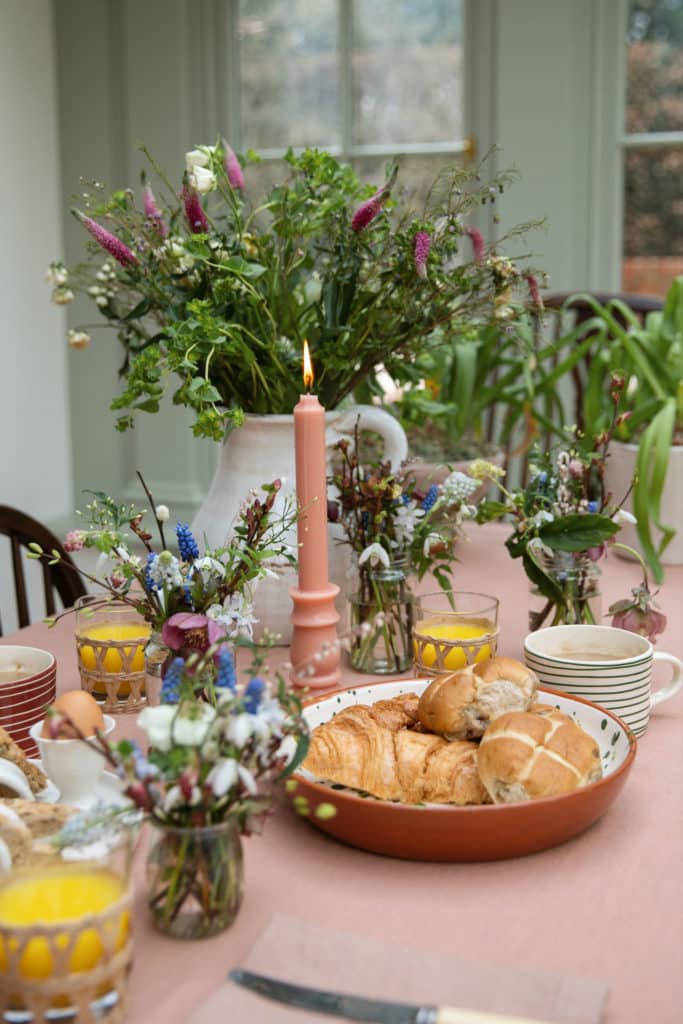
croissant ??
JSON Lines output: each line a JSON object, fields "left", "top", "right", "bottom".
{"left": 304, "top": 700, "right": 489, "bottom": 805}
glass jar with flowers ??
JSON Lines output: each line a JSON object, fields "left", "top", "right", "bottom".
{"left": 474, "top": 427, "right": 638, "bottom": 630}
{"left": 28, "top": 473, "right": 298, "bottom": 702}
{"left": 328, "top": 428, "right": 484, "bottom": 674}
{"left": 47, "top": 646, "right": 309, "bottom": 940}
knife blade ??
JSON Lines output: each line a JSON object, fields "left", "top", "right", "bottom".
{"left": 229, "top": 969, "right": 558, "bottom": 1024}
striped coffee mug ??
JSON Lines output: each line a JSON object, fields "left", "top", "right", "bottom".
{"left": 523, "top": 625, "right": 682, "bottom": 736}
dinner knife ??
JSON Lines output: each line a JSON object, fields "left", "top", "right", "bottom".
{"left": 229, "top": 969, "right": 557, "bottom": 1024}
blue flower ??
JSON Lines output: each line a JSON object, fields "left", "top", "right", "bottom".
{"left": 421, "top": 484, "right": 439, "bottom": 512}
{"left": 401, "top": 492, "right": 411, "bottom": 506}
{"left": 536, "top": 471, "right": 548, "bottom": 487}
{"left": 144, "top": 552, "right": 159, "bottom": 591}
{"left": 216, "top": 648, "right": 236, "bottom": 691}
{"left": 176, "top": 522, "right": 199, "bottom": 561}
{"left": 244, "top": 676, "right": 265, "bottom": 714}
{"left": 587, "top": 500, "right": 599, "bottom": 513}
{"left": 160, "top": 657, "right": 184, "bottom": 705}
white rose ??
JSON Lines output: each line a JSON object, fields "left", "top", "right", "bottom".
{"left": 185, "top": 147, "right": 211, "bottom": 170}
{"left": 189, "top": 165, "right": 217, "bottom": 194}
{"left": 137, "top": 705, "right": 176, "bottom": 752}
{"left": 172, "top": 704, "right": 216, "bottom": 747}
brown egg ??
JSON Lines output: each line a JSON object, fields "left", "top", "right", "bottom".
{"left": 42, "top": 690, "right": 105, "bottom": 739}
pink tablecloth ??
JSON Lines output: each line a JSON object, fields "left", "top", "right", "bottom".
{"left": 2, "top": 523, "right": 682, "bottom": 1024}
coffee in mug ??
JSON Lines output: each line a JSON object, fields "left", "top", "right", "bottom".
{"left": 523, "top": 625, "right": 682, "bottom": 737}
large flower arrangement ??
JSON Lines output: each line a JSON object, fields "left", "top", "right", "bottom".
{"left": 50, "top": 141, "right": 542, "bottom": 439}
{"left": 29, "top": 476, "right": 296, "bottom": 646}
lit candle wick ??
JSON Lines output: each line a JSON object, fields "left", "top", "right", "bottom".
{"left": 302, "top": 339, "right": 314, "bottom": 391}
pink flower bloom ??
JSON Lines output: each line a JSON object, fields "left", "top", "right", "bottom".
{"left": 142, "top": 184, "right": 167, "bottom": 236}
{"left": 63, "top": 529, "right": 86, "bottom": 552}
{"left": 611, "top": 604, "right": 667, "bottom": 643}
{"left": 464, "top": 226, "right": 485, "bottom": 263}
{"left": 526, "top": 273, "right": 542, "bottom": 307}
{"left": 161, "top": 612, "right": 223, "bottom": 652}
{"left": 414, "top": 231, "right": 431, "bottom": 278}
{"left": 586, "top": 544, "right": 605, "bottom": 562}
{"left": 224, "top": 144, "right": 245, "bottom": 190}
{"left": 182, "top": 180, "right": 209, "bottom": 233}
{"left": 75, "top": 212, "right": 138, "bottom": 267}
{"left": 568, "top": 459, "right": 584, "bottom": 479}
{"left": 351, "top": 187, "right": 387, "bottom": 232}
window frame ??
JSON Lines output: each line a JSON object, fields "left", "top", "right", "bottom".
{"left": 216, "top": 0, "right": 474, "bottom": 163}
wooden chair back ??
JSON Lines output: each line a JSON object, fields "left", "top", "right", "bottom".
{"left": 0, "top": 505, "right": 87, "bottom": 635}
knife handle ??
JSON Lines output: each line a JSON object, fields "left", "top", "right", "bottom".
{"left": 437, "top": 1007, "right": 557, "bottom": 1024}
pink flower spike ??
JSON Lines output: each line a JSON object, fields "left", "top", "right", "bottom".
{"left": 143, "top": 184, "right": 167, "bottom": 236}
{"left": 182, "top": 179, "right": 209, "bottom": 233}
{"left": 526, "top": 273, "right": 542, "bottom": 308}
{"left": 75, "top": 212, "right": 138, "bottom": 267}
{"left": 414, "top": 231, "right": 431, "bottom": 278}
{"left": 351, "top": 188, "right": 386, "bottom": 232}
{"left": 464, "top": 225, "right": 485, "bottom": 264}
{"left": 224, "top": 144, "right": 245, "bottom": 190}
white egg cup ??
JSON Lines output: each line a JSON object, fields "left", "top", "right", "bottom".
{"left": 29, "top": 715, "right": 115, "bottom": 804}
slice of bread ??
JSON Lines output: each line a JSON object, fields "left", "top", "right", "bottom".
{"left": 0, "top": 727, "right": 47, "bottom": 794}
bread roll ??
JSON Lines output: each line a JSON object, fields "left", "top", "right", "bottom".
{"left": 417, "top": 656, "right": 538, "bottom": 740}
{"left": 478, "top": 705, "right": 602, "bottom": 803}
{"left": 304, "top": 700, "right": 488, "bottom": 805}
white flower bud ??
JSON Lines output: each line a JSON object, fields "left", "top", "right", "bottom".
{"left": 67, "top": 329, "right": 91, "bottom": 350}
{"left": 155, "top": 504, "right": 170, "bottom": 523}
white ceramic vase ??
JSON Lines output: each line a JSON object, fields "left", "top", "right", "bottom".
{"left": 191, "top": 406, "right": 408, "bottom": 642}
{"left": 605, "top": 439, "right": 683, "bottom": 566}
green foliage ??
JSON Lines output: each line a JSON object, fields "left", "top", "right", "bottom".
{"left": 60, "top": 142, "right": 541, "bottom": 438}
{"left": 535, "top": 277, "right": 683, "bottom": 581}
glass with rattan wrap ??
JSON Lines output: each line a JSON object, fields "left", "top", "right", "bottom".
{"left": 413, "top": 591, "right": 499, "bottom": 676}
{"left": 0, "top": 830, "right": 134, "bottom": 1024}
{"left": 75, "top": 596, "right": 150, "bottom": 714}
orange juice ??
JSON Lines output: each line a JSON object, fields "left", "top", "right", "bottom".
{"left": 415, "top": 621, "right": 495, "bottom": 671}
{"left": 0, "top": 868, "right": 129, "bottom": 979}
{"left": 79, "top": 621, "right": 150, "bottom": 696}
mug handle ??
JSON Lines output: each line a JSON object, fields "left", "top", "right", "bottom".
{"left": 651, "top": 652, "right": 683, "bottom": 708}
{"left": 331, "top": 405, "right": 408, "bottom": 469}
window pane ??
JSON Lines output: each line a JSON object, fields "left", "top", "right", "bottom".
{"left": 238, "top": 0, "right": 339, "bottom": 150}
{"left": 626, "top": 1, "right": 683, "bottom": 133}
{"left": 622, "top": 148, "right": 683, "bottom": 296}
{"left": 351, "top": 0, "right": 464, "bottom": 146}
{"left": 352, "top": 153, "right": 458, "bottom": 209}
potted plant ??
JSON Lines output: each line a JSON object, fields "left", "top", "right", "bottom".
{"left": 533, "top": 278, "right": 683, "bottom": 581}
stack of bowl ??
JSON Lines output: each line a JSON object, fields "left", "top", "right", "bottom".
{"left": 0, "top": 646, "right": 57, "bottom": 756}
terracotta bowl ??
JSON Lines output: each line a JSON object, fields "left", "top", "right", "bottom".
{"left": 0, "top": 646, "right": 57, "bottom": 756}
{"left": 289, "top": 679, "right": 637, "bottom": 861}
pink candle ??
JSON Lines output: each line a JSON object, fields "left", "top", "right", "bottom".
{"left": 293, "top": 388, "right": 329, "bottom": 592}
{"left": 292, "top": 344, "right": 329, "bottom": 589}
{"left": 289, "top": 342, "right": 340, "bottom": 689}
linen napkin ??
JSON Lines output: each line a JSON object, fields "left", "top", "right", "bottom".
{"left": 185, "top": 912, "right": 607, "bottom": 1023}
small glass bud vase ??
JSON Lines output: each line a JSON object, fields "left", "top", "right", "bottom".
{"left": 145, "top": 818, "right": 243, "bottom": 940}
{"left": 528, "top": 549, "right": 602, "bottom": 631}
{"left": 348, "top": 560, "right": 415, "bottom": 675}
{"left": 143, "top": 630, "right": 169, "bottom": 707}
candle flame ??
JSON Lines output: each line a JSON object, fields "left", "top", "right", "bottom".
{"left": 302, "top": 340, "right": 314, "bottom": 390}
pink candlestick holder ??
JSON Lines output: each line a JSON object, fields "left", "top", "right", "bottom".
{"left": 289, "top": 583, "right": 341, "bottom": 690}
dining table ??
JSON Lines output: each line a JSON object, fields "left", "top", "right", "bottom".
{"left": 2, "top": 522, "right": 682, "bottom": 1024}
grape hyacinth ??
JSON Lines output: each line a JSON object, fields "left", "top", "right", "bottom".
{"left": 144, "top": 552, "right": 159, "bottom": 591}
{"left": 216, "top": 648, "right": 237, "bottom": 691}
{"left": 176, "top": 522, "right": 199, "bottom": 561}
{"left": 244, "top": 677, "right": 265, "bottom": 714}
{"left": 75, "top": 212, "right": 138, "bottom": 268}
{"left": 421, "top": 484, "right": 439, "bottom": 512}
{"left": 161, "top": 657, "right": 184, "bottom": 705}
